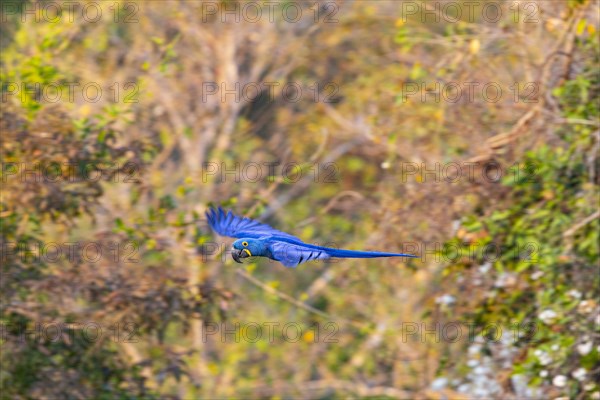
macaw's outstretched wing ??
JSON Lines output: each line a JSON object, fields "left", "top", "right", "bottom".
{"left": 268, "top": 239, "right": 418, "bottom": 268}
{"left": 268, "top": 241, "right": 332, "bottom": 268}
{"left": 206, "top": 207, "right": 300, "bottom": 241}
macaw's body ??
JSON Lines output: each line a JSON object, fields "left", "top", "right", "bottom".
{"left": 206, "top": 207, "right": 418, "bottom": 268}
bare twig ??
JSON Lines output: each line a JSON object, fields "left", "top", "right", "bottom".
{"left": 467, "top": 8, "right": 584, "bottom": 163}
{"left": 553, "top": 118, "right": 600, "bottom": 127}
{"left": 563, "top": 210, "right": 600, "bottom": 238}
{"left": 235, "top": 268, "right": 366, "bottom": 329}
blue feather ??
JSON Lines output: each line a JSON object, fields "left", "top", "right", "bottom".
{"left": 206, "top": 207, "right": 418, "bottom": 268}
{"left": 320, "top": 247, "right": 419, "bottom": 259}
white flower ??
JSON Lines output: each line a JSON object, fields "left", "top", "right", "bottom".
{"left": 457, "top": 384, "right": 471, "bottom": 393}
{"left": 540, "top": 354, "right": 552, "bottom": 365}
{"left": 539, "top": 309, "right": 558, "bottom": 324}
{"left": 479, "top": 262, "right": 491, "bottom": 274}
{"left": 494, "top": 273, "right": 516, "bottom": 288}
{"left": 567, "top": 289, "right": 582, "bottom": 299}
{"left": 577, "top": 341, "right": 593, "bottom": 356}
{"left": 534, "top": 350, "right": 552, "bottom": 365}
{"left": 473, "top": 365, "right": 490, "bottom": 375}
{"left": 430, "top": 377, "right": 448, "bottom": 390}
{"left": 435, "top": 294, "right": 456, "bottom": 305}
{"left": 467, "top": 359, "right": 479, "bottom": 368}
{"left": 468, "top": 344, "right": 482, "bottom": 356}
{"left": 551, "top": 344, "right": 560, "bottom": 351}
{"left": 540, "top": 370, "right": 548, "bottom": 378}
{"left": 553, "top": 375, "right": 567, "bottom": 387}
{"left": 380, "top": 161, "right": 391, "bottom": 169}
{"left": 591, "top": 392, "right": 600, "bottom": 400}
{"left": 572, "top": 368, "right": 587, "bottom": 381}
{"left": 531, "top": 270, "right": 544, "bottom": 280}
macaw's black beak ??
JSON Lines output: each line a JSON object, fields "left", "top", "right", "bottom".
{"left": 231, "top": 248, "right": 250, "bottom": 263}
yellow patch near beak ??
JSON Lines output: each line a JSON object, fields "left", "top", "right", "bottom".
{"left": 243, "top": 248, "right": 252, "bottom": 257}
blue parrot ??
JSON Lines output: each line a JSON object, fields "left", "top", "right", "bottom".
{"left": 206, "top": 207, "right": 418, "bottom": 268}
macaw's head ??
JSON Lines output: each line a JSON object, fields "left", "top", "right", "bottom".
{"left": 231, "top": 239, "right": 266, "bottom": 263}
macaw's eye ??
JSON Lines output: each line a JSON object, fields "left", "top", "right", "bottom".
{"left": 242, "top": 241, "right": 248, "bottom": 247}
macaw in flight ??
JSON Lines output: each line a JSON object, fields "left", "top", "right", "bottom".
{"left": 206, "top": 207, "right": 418, "bottom": 268}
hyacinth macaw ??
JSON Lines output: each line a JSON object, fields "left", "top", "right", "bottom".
{"left": 206, "top": 207, "right": 418, "bottom": 268}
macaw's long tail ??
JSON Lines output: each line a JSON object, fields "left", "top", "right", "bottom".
{"left": 323, "top": 247, "right": 419, "bottom": 259}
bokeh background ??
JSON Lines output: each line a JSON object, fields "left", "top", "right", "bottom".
{"left": 1, "top": 0, "right": 599, "bottom": 399}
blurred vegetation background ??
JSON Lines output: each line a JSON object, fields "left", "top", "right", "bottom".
{"left": 1, "top": 0, "right": 598, "bottom": 399}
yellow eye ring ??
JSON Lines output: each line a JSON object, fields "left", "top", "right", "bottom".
{"left": 242, "top": 241, "right": 248, "bottom": 247}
